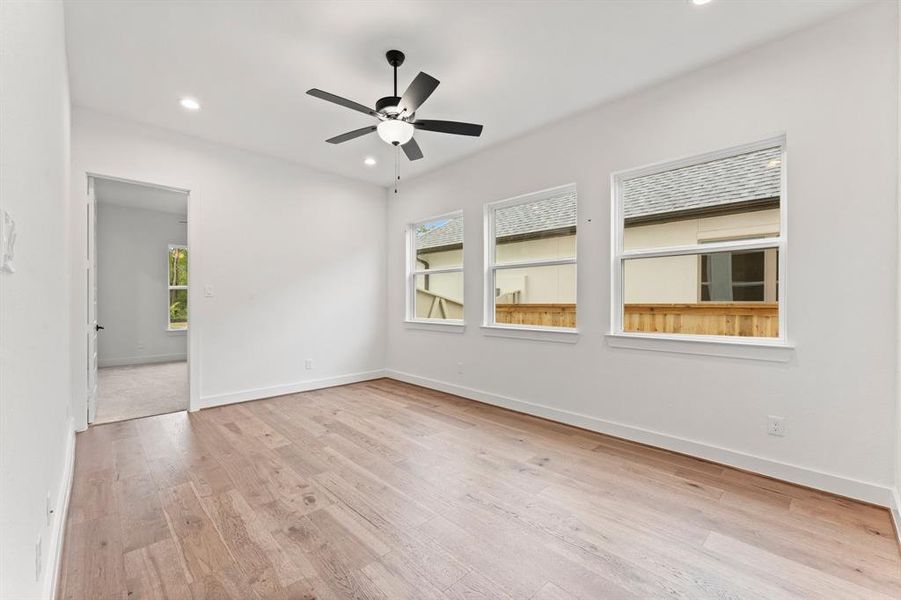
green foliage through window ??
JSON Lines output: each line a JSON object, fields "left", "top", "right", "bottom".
{"left": 168, "top": 247, "right": 188, "bottom": 286}
{"left": 168, "top": 246, "right": 188, "bottom": 329}
{"left": 169, "top": 289, "right": 188, "bottom": 328}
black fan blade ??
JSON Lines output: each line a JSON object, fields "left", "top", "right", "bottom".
{"left": 414, "top": 119, "right": 483, "bottom": 137}
{"left": 397, "top": 72, "right": 440, "bottom": 115}
{"left": 401, "top": 138, "right": 423, "bottom": 161}
{"left": 307, "top": 89, "right": 377, "bottom": 117}
{"left": 326, "top": 126, "right": 377, "bottom": 144}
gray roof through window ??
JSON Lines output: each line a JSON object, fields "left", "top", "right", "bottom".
{"left": 415, "top": 215, "right": 464, "bottom": 251}
{"left": 416, "top": 190, "right": 577, "bottom": 251}
{"left": 415, "top": 146, "right": 781, "bottom": 252}
{"left": 623, "top": 146, "right": 781, "bottom": 222}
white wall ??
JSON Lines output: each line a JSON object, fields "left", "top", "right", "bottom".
{"left": 895, "top": 0, "right": 901, "bottom": 539}
{"left": 386, "top": 3, "right": 899, "bottom": 504}
{"left": 70, "top": 108, "right": 387, "bottom": 426}
{"left": 0, "top": 1, "right": 74, "bottom": 598}
{"left": 96, "top": 202, "right": 187, "bottom": 366}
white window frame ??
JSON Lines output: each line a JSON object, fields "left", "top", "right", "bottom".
{"left": 405, "top": 211, "right": 465, "bottom": 329}
{"left": 609, "top": 136, "right": 791, "bottom": 358}
{"left": 482, "top": 183, "right": 579, "bottom": 340}
{"left": 167, "top": 244, "right": 188, "bottom": 332}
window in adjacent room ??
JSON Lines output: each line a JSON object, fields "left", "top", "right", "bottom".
{"left": 613, "top": 137, "right": 786, "bottom": 340}
{"left": 167, "top": 244, "right": 188, "bottom": 330}
{"left": 484, "top": 184, "right": 577, "bottom": 330}
{"left": 407, "top": 213, "right": 464, "bottom": 323}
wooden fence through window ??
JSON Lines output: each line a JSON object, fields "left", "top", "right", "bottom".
{"left": 495, "top": 302, "right": 778, "bottom": 337}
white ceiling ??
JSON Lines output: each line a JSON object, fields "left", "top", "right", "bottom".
{"left": 64, "top": 0, "right": 862, "bottom": 187}
{"left": 94, "top": 177, "right": 188, "bottom": 216}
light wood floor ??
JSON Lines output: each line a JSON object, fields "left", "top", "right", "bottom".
{"left": 58, "top": 379, "right": 901, "bottom": 599}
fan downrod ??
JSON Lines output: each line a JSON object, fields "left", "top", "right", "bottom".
{"left": 381, "top": 50, "right": 407, "bottom": 112}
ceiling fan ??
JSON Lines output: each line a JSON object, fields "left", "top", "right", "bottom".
{"left": 307, "top": 50, "right": 483, "bottom": 162}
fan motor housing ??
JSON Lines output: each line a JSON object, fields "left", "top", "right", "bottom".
{"left": 376, "top": 96, "right": 402, "bottom": 115}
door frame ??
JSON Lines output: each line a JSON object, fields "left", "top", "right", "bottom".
{"left": 86, "top": 177, "right": 98, "bottom": 423}
{"left": 85, "top": 173, "right": 200, "bottom": 421}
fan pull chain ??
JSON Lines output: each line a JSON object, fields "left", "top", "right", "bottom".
{"left": 394, "top": 144, "right": 400, "bottom": 194}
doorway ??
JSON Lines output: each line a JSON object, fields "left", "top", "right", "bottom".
{"left": 87, "top": 175, "right": 191, "bottom": 424}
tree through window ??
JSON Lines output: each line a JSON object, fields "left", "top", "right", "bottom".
{"left": 168, "top": 245, "right": 188, "bottom": 330}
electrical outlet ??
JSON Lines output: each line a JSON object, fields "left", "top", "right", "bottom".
{"left": 204, "top": 284, "right": 214, "bottom": 297}
{"left": 35, "top": 536, "right": 42, "bottom": 581}
{"left": 305, "top": 359, "right": 313, "bottom": 370}
{"left": 46, "top": 492, "right": 53, "bottom": 526}
{"left": 767, "top": 415, "right": 786, "bottom": 437}
{"left": 456, "top": 362, "right": 464, "bottom": 375}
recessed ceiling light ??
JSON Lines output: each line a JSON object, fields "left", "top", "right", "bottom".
{"left": 179, "top": 97, "right": 201, "bottom": 111}
{"left": 363, "top": 157, "right": 377, "bottom": 166}
{"left": 692, "top": 0, "right": 712, "bottom": 5}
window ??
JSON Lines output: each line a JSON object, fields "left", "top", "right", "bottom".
{"left": 613, "top": 138, "right": 786, "bottom": 340}
{"left": 484, "top": 184, "right": 577, "bottom": 330}
{"left": 700, "top": 248, "right": 778, "bottom": 302}
{"left": 407, "top": 213, "right": 464, "bottom": 323}
{"left": 167, "top": 245, "right": 188, "bottom": 330}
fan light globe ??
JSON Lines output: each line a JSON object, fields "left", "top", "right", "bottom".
{"left": 377, "top": 120, "right": 414, "bottom": 145}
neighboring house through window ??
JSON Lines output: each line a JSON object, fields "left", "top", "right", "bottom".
{"left": 484, "top": 184, "right": 577, "bottom": 330}
{"left": 168, "top": 244, "right": 188, "bottom": 330}
{"left": 613, "top": 138, "right": 786, "bottom": 339}
{"left": 700, "top": 248, "right": 778, "bottom": 302}
{"left": 408, "top": 213, "right": 464, "bottom": 322}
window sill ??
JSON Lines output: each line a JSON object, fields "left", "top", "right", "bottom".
{"left": 481, "top": 324, "right": 580, "bottom": 344}
{"left": 167, "top": 328, "right": 188, "bottom": 334}
{"left": 403, "top": 320, "right": 465, "bottom": 333}
{"left": 605, "top": 332, "right": 794, "bottom": 362}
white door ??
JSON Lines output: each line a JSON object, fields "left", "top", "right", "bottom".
{"left": 86, "top": 177, "right": 98, "bottom": 423}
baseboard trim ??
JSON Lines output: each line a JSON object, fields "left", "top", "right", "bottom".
{"left": 98, "top": 353, "right": 186, "bottom": 368}
{"left": 385, "top": 369, "right": 895, "bottom": 507}
{"left": 46, "top": 418, "right": 76, "bottom": 600}
{"left": 890, "top": 488, "right": 901, "bottom": 546}
{"left": 195, "top": 369, "right": 387, "bottom": 410}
